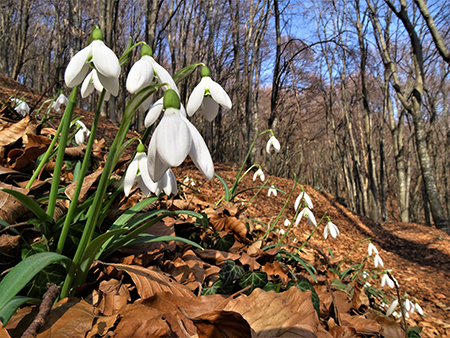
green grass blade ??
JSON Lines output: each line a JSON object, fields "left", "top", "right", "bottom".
{"left": 122, "top": 233, "right": 204, "bottom": 250}
{"left": 0, "top": 252, "right": 71, "bottom": 310}
{"left": 1, "top": 189, "right": 52, "bottom": 223}
{"left": 0, "top": 296, "right": 40, "bottom": 325}
{"left": 214, "top": 174, "right": 230, "bottom": 201}
{"left": 110, "top": 196, "right": 160, "bottom": 230}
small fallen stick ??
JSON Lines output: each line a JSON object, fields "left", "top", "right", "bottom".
{"left": 21, "top": 283, "right": 60, "bottom": 338}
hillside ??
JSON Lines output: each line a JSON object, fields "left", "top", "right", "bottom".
{"left": 0, "top": 75, "right": 449, "bottom": 337}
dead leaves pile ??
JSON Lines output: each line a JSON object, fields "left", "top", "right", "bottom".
{"left": 0, "top": 116, "right": 406, "bottom": 337}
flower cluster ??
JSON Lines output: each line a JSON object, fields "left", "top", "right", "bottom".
{"left": 11, "top": 99, "right": 30, "bottom": 117}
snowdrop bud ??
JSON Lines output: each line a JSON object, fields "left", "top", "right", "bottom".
{"left": 415, "top": 302, "right": 424, "bottom": 315}
{"left": 284, "top": 219, "right": 290, "bottom": 227}
{"left": 368, "top": 243, "right": 379, "bottom": 256}
{"left": 323, "top": 220, "right": 339, "bottom": 239}
{"left": 386, "top": 299, "right": 398, "bottom": 316}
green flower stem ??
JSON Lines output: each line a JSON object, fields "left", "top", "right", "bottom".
{"left": 336, "top": 238, "right": 371, "bottom": 269}
{"left": 26, "top": 114, "right": 66, "bottom": 189}
{"left": 244, "top": 178, "right": 270, "bottom": 207}
{"left": 46, "top": 86, "right": 78, "bottom": 219}
{"left": 229, "top": 129, "right": 272, "bottom": 199}
{"left": 60, "top": 85, "right": 157, "bottom": 299}
{"left": 262, "top": 174, "right": 297, "bottom": 242}
{"left": 56, "top": 89, "right": 106, "bottom": 255}
{"left": 293, "top": 212, "right": 327, "bottom": 255}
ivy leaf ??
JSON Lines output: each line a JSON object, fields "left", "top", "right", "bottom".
{"left": 219, "top": 259, "right": 245, "bottom": 285}
{"left": 201, "top": 278, "right": 234, "bottom": 295}
{"left": 262, "top": 281, "right": 276, "bottom": 292}
{"left": 239, "top": 271, "right": 268, "bottom": 293}
{"left": 286, "top": 279, "right": 320, "bottom": 317}
{"left": 213, "top": 234, "right": 235, "bottom": 252}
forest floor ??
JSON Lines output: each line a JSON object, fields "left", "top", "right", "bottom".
{"left": 0, "top": 74, "right": 450, "bottom": 337}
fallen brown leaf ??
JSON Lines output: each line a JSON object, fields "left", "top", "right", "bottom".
{"left": 65, "top": 171, "right": 102, "bottom": 202}
{"left": 106, "top": 263, "right": 195, "bottom": 299}
{"left": 0, "top": 183, "right": 32, "bottom": 224}
{"left": 114, "top": 304, "right": 170, "bottom": 338}
{"left": 193, "top": 310, "right": 251, "bottom": 338}
{"left": 223, "top": 287, "right": 319, "bottom": 337}
{"left": 0, "top": 116, "right": 30, "bottom": 147}
{"left": 11, "top": 134, "right": 51, "bottom": 171}
{"left": 96, "top": 279, "right": 130, "bottom": 316}
{"left": 85, "top": 314, "right": 118, "bottom": 338}
{"left": 36, "top": 298, "right": 96, "bottom": 338}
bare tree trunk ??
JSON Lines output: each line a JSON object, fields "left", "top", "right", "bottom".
{"left": 383, "top": 0, "right": 448, "bottom": 231}
{"left": 12, "top": 0, "right": 34, "bottom": 80}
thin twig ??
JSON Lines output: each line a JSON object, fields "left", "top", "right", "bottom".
{"left": 21, "top": 284, "right": 60, "bottom": 338}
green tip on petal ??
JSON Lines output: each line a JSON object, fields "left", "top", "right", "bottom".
{"left": 92, "top": 27, "right": 104, "bottom": 41}
{"left": 141, "top": 44, "right": 153, "bottom": 57}
{"left": 137, "top": 143, "right": 146, "bottom": 153}
{"left": 201, "top": 66, "right": 211, "bottom": 78}
{"left": 163, "top": 89, "right": 181, "bottom": 109}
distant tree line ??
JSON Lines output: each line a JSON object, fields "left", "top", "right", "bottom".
{"left": 1, "top": 0, "right": 449, "bottom": 231}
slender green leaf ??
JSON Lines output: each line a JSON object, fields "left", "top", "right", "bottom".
{"left": 173, "top": 63, "right": 203, "bottom": 84}
{"left": 120, "top": 233, "right": 204, "bottom": 251}
{"left": 286, "top": 279, "right": 320, "bottom": 317}
{"left": 214, "top": 174, "right": 230, "bottom": 201}
{"left": 73, "top": 228, "right": 128, "bottom": 287}
{"left": 0, "top": 296, "right": 40, "bottom": 325}
{"left": 1, "top": 189, "right": 52, "bottom": 223}
{"left": 0, "top": 252, "right": 70, "bottom": 310}
{"left": 110, "top": 196, "right": 160, "bottom": 230}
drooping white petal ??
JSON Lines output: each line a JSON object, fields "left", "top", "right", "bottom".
{"left": 91, "top": 40, "right": 120, "bottom": 79}
{"left": 201, "top": 97, "right": 219, "bottom": 121}
{"left": 303, "top": 192, "right": 313, "bottom": 209}
{"left": 64, "top": 45, "right": 92, "bottom": 87}
{"left": 92, "top": 70, "right": 104, "bottom": 92}
{"left": 374, "top": 254, "right": 384, "bottom": 267}
{"left": 368, "top": 243, "right": 378, "bottom": 256}
{"left": 57, "top": 94, "right": 68, "bottom": 105}
{"left": 153, "top": 110, "right": 191, "bottom": 167}
{"left": 208, "top": 79, "right": 232, "bottom": 110}
{"left": 75, "top": 129, "right": 86, "bottom": 145}
{"left": 139, "top": 94, "right": 154, "bottom": 114}
{"left": 185, "top": 117, "right": 214, "bottom": 180}
{"left": 150, "top": 58, "right": 179, "bottom": 94}
{"left": 147, "top": 139, "right": 170, "bottom": 182}
{"left": 137, "top": 151, "right": 158, "bottom": 193}
{"left": 162, "top": 169, "right": 178, "bottom": 196}
{"left": 81, "top": 71, "right": 95, "bottom": 98}
{"left": 386, "top": 299, "right": 398, "bottom": 317}
{"left": 415, "top": 303, "right": 423, "bottom": 315}
{"left": 272, "top": 137, "right": 281, "bottom": 151}
{"left": 126, "top": 56, "right": 155, "bottom": 93}
{"left": 295, "top": 208, "right": 306, "bottom": 227}
{"left": 123, "top": 154, "right": 141, "bottom": 196}
{"left": 144, "top": 98, "right": 163, "bottom": 127}
{"left": 97, "top": 72, "right": 119, "bottom": 96}
{"left": 136, "top": 174, "right": 152, "bottom": 196}
{"left": 306, "top": 209, "right": 317, "bottom": 227}
{"left": 186, "top": 80, "right": 205, "bottom": 116}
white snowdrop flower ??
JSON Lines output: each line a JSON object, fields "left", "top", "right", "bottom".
{"left": 294, "top": 190, "right": 313, "bottom": 210}
{"left": 191, "top": 181, "right": 195, "bottom": 186}
{"left": 152, "top": 168, "right": 178, "bottom": 196}
{"left": 266, "top": 135, "right": 280, "bottom": 153}
{"left": 51, "top": 94, "right": 68, "bottom": 114}
{"left": 381, "top": 273, "right": 395, "bottom": 288}
{"left": 147, "top": 90, "right": 213, "bottom": 182}
{"left": 11, "top": 98, "right": 30, "bottom": 116}
{"left": 253, "top": 168, "right": 265, "bottom": 182}
{"left": 323, "top": 221, "right": 340, "bottom": 239}
{"left": 186, "top": 66, "right": 232, "bottom": 121}
{"left": 184, "top": 176, "right": 190, "bottom": 184}
{"left": 293, "top": 237, "right": 298, "bottom": 243}
{"left": 65, "top": 27, "right": 120, "bottom": 96}
{"left": 126, "top": 43, "right": 179, "bottom": 113}
{"left": 373, "top": 254, "right": 384, "bottom": 267}
{"left": 362, "top": 270, "right": 369, "bottom": 279}
{"left": 278, "top": 228, "right": 285, "bottom": 236}
{"left": 404, "top": 298, "right": 411, "bottom": 312}
{"left": 380, "top": 302, "right": 387, "bottom": 308}
{"left": 268, "top": 185, "right": 277, "bottom": 197}
{"left": 124, "top": 144, "right": 155, "bottom": 196}
{"left": 81, "top": 69, "right": 112, "bottom": 101}
{"left": 368, "top": 243, "right": 379, "bottom": 256}
{"left": 392, "top": 311, "right": 401, "bottom": 319}
{"left": 294, "top": 207, "right": 317, "bottom": 227}
{"left": 386, "top": 299, "right": 398, "bottom": 316}
{"left": 414, "top": 302, "right": 424, "bottom": 316}
{"left": 75, "top": 121, "right": 90, "bottom": 145}
{"left": 364, "top": 282, "right": 371, "bottom": 288}
{"left": 284, "top": 219, "right": 291, "bottom": 227}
